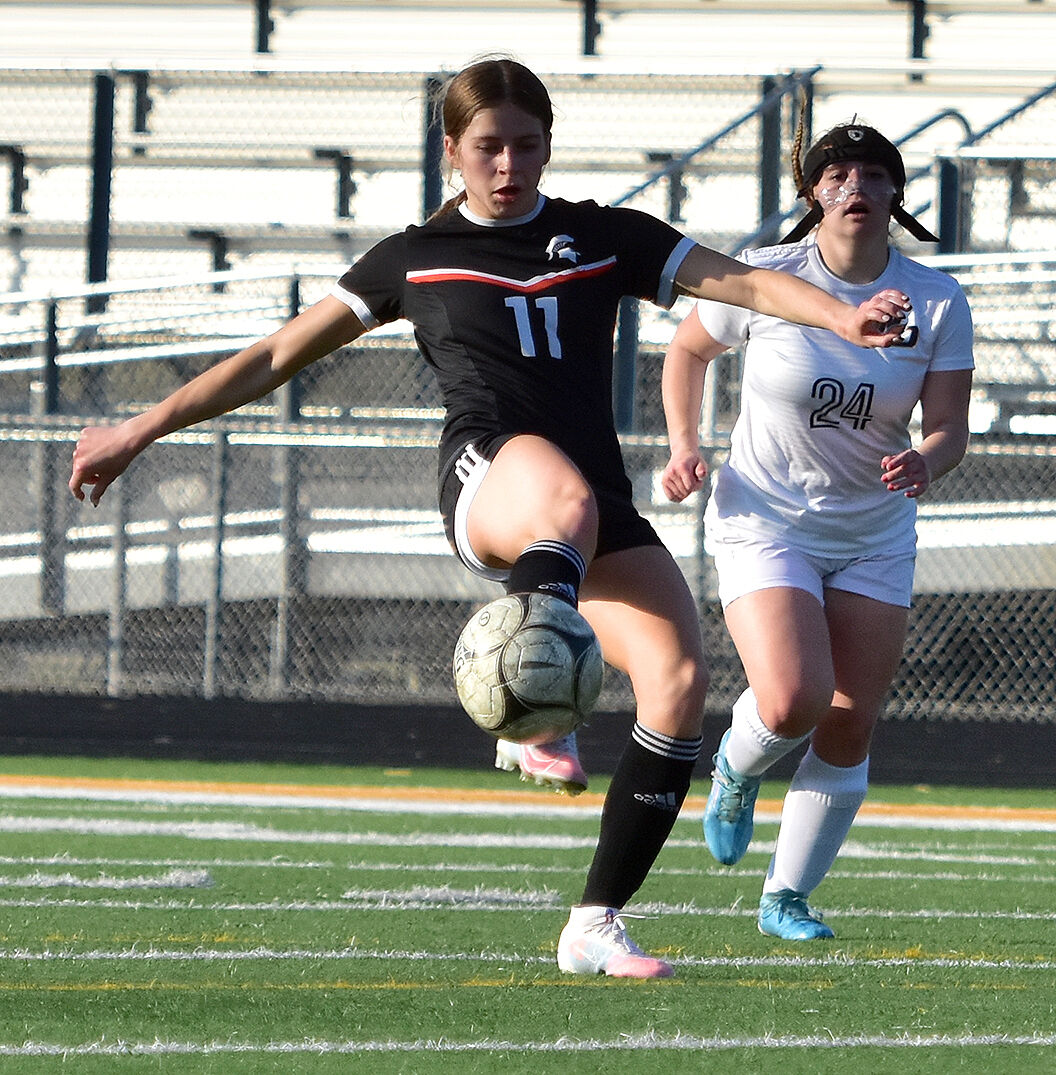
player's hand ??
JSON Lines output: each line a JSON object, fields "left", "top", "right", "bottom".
{"left": 68, "top": 423, "right": 140, "bottom": 506}
{"left": 661, "top": 451, "right": 708, "bottom": 503}
{"left": 841, "top": 289, "right": 911, "bottom": 347}
{"left": 881, "top": 449, "right": 931, "bottom": 498}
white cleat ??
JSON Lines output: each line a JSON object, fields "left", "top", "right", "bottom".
{"left": 557, "top": 906, "right": 674, "bottom": 978}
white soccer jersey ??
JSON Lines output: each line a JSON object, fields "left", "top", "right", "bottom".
{"left": 696, "top": 240, "right": 974, "bottom": 558}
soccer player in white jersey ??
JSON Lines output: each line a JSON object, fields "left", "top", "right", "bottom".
{"left": 661, "top": 122, "right": 974, "bottom": 940}
{"left": 68, "top": 60, "right": 911, "bottom": 977}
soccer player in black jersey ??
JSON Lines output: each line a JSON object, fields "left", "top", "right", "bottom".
{"left": 69, "top": 57, "right": 910, "bottom": 977}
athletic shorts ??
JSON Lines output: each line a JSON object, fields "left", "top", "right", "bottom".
{"left": 438, "top": 437, "right": 662, "bottom": 582}
{"left": 707, "top": 526, "right": 917, "bottom": 610}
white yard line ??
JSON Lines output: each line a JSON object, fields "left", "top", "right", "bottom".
{"left": 2, "top": 854, "right": 1055, "bottom": 889}
{"left": 1, "top": 1032, "right": 1054, "bottom": 1057}
{"left": 0, "top": 892, "right": 1054, "bottom": 923}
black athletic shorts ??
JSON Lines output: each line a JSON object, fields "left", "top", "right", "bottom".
{"left": 438, "top": 435, "right": 663, "bottom": 571}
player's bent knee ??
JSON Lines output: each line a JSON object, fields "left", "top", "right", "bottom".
{"left": 759, "top": 684, "right": 832, "bottom": 739}
{"left": 556, "top": 481, "right": 598, "bottom": 539}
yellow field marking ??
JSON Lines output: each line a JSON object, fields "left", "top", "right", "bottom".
{"left": 0, "top": 773, "right": 1054, "bottom": 824}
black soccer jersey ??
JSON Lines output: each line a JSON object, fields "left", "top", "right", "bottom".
{"left": 333, "top": 196, "right": 693, "bottom": 498}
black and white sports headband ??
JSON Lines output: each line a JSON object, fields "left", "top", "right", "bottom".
{"left": 781, "top": 124, "right": 939, "bottom": 244}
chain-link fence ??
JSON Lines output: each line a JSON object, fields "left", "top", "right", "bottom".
{"left": 1, "top": 61, "right": 1055, "bottom": 729}
{"left": 943, "top": 151, "right": 1056, "bottom": 254}
{"left": 1, "top": 253, "right": 1054, "bottom": 726}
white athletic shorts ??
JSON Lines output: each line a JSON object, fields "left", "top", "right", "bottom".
{"left": 708, "top": 528, "right": 917, "bottom": 610}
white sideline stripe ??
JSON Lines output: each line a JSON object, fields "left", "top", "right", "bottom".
{"left": 0, "top": 869, "right": 212, "bottom": 890}
{"left": 0, "top": 814, "right": 601, "bottom": 848}
{"left": 3, "top": 783, "right": 1056, "bottom": 832}
{"left": 3, "top": 855, "right": 1055, "bottom": 886}
{"left": 340, "top": 884, "right": 560, "bottom": 908}
{"left": 0, "top": 855, "right": 328, "bottom": 869}
{"left": 1, "top": 1032, "right": 1055, "bottom": 1056}
{"left": 1, "top": 946, "right": 1053, "bottom": 973}
{"left": 838, "top": 840, "right": 1055, "bottom": 865}
{"left": 0, "top": 893, "right": 1054, "bottom": 923}
{"left": 0, "top": 785, "right": 607, "bottom": 818}
{"left": 3, "top": 815, "right": 1056, "bottom": 854}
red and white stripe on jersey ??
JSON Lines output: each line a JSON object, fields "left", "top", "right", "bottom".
{"left": 406, "top": 257, "right": 616, "bottom": 293}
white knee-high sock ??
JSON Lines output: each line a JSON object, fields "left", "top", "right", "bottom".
{"left": 723, "top": 688, "right": 811, "bottom": 778}
{"left": 763, "top": 747, "right": 869, "bottom": 898}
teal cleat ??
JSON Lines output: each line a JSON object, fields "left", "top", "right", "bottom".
{"left": 702, "top": 729, "right": 761, "bottom": 865}
{"left": 758, "top": 889, "right": 835, "bottom": 940}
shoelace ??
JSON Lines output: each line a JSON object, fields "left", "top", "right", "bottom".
{"left": 772, "top": 893, "right": 823, "bottom": 923}
{"left": 598, "top": 911, "right": 653, "bottom": 954}
{"left": 713, "top": 766, "right": 757, "bottom": 821}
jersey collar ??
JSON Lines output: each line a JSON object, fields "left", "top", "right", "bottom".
{"left": 458, "top": 194, "right": 546, "bottom": 228}
{"left": 807, "top": 239, "right": 895, "bottom": 289}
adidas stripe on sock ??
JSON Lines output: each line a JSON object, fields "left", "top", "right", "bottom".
{"left": 580, "top": 722, "right": 702, "bottom": 909}
{"left": 506, "top": 540, "right": 587, "bottom": 607}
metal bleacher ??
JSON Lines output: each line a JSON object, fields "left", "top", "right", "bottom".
{"left": 2, "top": 1, "right": 1055, "bottom": 402}
{"left": 2, "top": 1, "right": 1056, "bottom": 285}
{"left": 1, "top": 2, "right": 1055, "bottom": 430}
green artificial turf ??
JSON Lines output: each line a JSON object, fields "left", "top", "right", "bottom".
{"left": 0, "top": 755, "right": 1052, "bottom": 1073}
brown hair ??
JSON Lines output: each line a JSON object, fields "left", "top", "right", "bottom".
{"left": 429, "top": 57, "right": 554, "bottom": 220}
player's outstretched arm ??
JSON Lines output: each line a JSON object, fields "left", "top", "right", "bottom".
{"left": 69, "top": 297, "right": 366, "bottom": 506}
{"left": 674, "top": 244, "right": 910, "bottom": 348}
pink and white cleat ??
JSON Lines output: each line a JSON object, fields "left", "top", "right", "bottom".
{"left": 557, "top": 906, "right": 674, "bottom": 978}
{"left": 495, "top": 733, "right": 588, "bottom": 796}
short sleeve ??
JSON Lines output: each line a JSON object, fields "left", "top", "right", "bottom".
{"left": 603, "top": 205, "right": 694, "bottom": 309}
{"left": 927, "top": 284, "right": 975, "bottom": 373}
{"left": 693, "top": 294, "right": 751, "bottom": 349}
{"left": 331, "top": 231, "right": 408, "bottom": 329}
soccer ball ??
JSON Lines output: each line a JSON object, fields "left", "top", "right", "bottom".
{"left": 453, "top": 592, "right": 604, "bottom": 744}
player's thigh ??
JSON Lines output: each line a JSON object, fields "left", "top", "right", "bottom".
{"left": 811, "top": 590, "right": 908, "bottom": 764}
{"left": 466, "top": 435, "right": 597, "bottom": 565}
{"left": 579, "top": 545, "right": 708, "bottom": 733}
{"left": 824, "top": 588, "right": 909, "bottom": 713}
{"left": 723, "top": 586, "right": 835, "bottom": 728}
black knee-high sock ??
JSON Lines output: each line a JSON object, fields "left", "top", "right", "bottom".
{"left": 580, "top": 723, "right": 702, "bottom": 909}
{"left": 506, "top": 540, "right": 586, "bottom": 608}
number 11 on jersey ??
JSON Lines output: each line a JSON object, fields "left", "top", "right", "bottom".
{"left": 505, "top": 296, "right": 563, "bottom": 359}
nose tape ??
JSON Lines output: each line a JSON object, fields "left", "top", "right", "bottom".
{"left": 818, "top": 177, "right": 895, "bottom": 211}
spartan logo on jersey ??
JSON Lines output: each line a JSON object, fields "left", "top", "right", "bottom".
{"left": 546, "top": 235, "right": 579, "bottom": 265}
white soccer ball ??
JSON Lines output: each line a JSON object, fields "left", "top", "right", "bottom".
{"left": 453, "top": 592, "right": 604, "bottom": 744}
